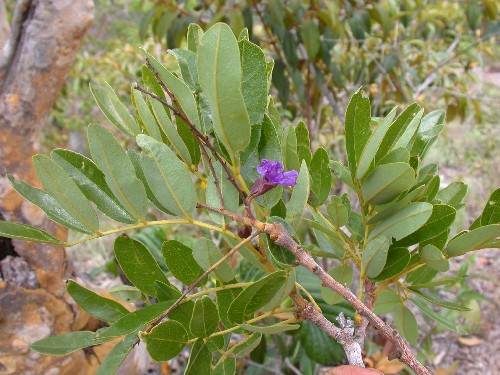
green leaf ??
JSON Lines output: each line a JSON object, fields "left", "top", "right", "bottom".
{"left": 114, "top": 236, "right": 170, "bottom": 297}
{"left": 368, "top": 202, "right": 433, "bottom": 241}
{"left": 261, "top": 269, "right": 296, "bottom": 311}
{"left": 361, "top": 162, "right": 415, "bottom": 205}
{"left": 301, "top": 19, "right": 320, "bottom": 60}
{"left": 295, "top": 121, "right": 312, "bottom": 166}
{"left": 67, "top": 280, "right": 129, "bottom": 323}
{"left": 436, "top": 182, "right": 468, "bottom": 209}
{"left": 231, "top": 333, "right": 262, "bottom": 356}
{"left": 33, "top": 155, "right": 99, "bottom": 233}
{"left": 282, "top": 125, "right": 300, "bottom": 172}
{"left": 141, "top": 50, "right": 201, "bottom": 130}
{"left": 0, "top": 221, "right": 64, "bottom": 244}
{"left": 321, "top": 265, "right": 353, "bottom": 305}
{"left": 327, "top": 195, "right": 349, "bottom": 227}
{"left": 198, "top": 23, "right": 251, "bottom": 155}
{"left": 206, "top": 161, "right": 239, "bottom": 225}
{"left": 299, "top": 321, "right": 344, "bottom": 365}
{"left": 193, "top": 238, "right": 235, "bottom": 282}
{"left": 109, "top": 285, "right": 143, "bottom": 304}
{"left": 131, "top": 88, "right": 162, "bottom": 141}
{"left": 187, "top": 23, "right": 204, "bottom": 53}
{"left": 168, "top": 49, "right": 200, "bottom": 91}
{"left": 445, "top": 224, "right": 500, "bottom": 257}
{"left": 127, "top": 148, "right": 174, "bottom": 215}
{"left": 50, "top": 150, "right": 136, "bottom": 224}
{"left": 168, "top": 301, "right": 195, "bottom": 334}
{"left": 362, "top": 237, "right": 391, "bottom": 278}
{"left": 330, "top": 161, "right": 356, "bottom": 190}
{"left": 228, "top": 271, "right": 287, "bottom": 323}
{"left": 149, "top": 98, "right": 193, "bottom": 165}
{"left": 409, "top": 276, "right": 469, "bottom": 289}
{"left": 97, "top": 300, "right": 174, "bottom": 339}
{"left": 8, "top": 176, "right": 94, "bottom": 234}
{"left": 370, "top": 247, "right": 410, "bottom": 281}
{"left": 392, "top": 109, "right": 423, "bottom": 150}
{"left": 154, "top": 281, "right": 182, "bottom": 301}
{"left": 217, "top": 285, "right": 242, "bottom": 328}
{"left": 90, "top": 82, "right": 139, "bottom": 136}
{"left": 142, "top": 320, "right": 188, "bottom": 361}
{"left": 30, "top": 331, "right": 112, "bottom": 355}
{"left": 239, "top": 39, "right": 267, "bottom": 125}
{"left": 373, "top": 289, "right": 401, "bottom": 314}
{"left": 356, "top": 106, "right": 398, "bottom": 179}
{"left": 240, "top": 323, "right": 300, "bottom": 334}
{"left": 379, "top": 147, "right": 410, "bottom": 165}
{"left": 374, "top": 103, "right": 421, "bottom": 164}
{"left": 411, "top": 298, "right": 468, "bottom": 334}
{"left": 409, "top": 289, "right": 470, "bottom": 311}
{"left": 88, "top": 124, "right": 148, "bottom": 220}
{"left": 286, "top": 161, "right": 310, "bottom": 231}
{"left": 136, "top": 134, "right": 196, "bottom": 217}
{"left": 212, "top": 357, "right": 236, "bottom": 375}
{"left": 470, "top": 188, "right": 500, "bottom": 229}
{"left": 189, "top": 296, "right": 220, "bottom": 337}
{"left": 345, "top": 89, "right": 371, "bottom": 175}
{"left": 393, "top": 305, "right": 418, "bottom": 345}
{"left": 308, "top": 148, "right": 332, "bottom": 207}
{"left": 419, "top": 244, "right": 449, "bottom": 272}
{"left": 396, "top": 205, "right": 456, "bottom": 247}
{"left": 185, "top": 340, "right": 211, "bottom": 375}
{"left": 162, "top": 240, "right": 206, "bottom": 285}
{"left": 95, "top": 332, "right": 139, "bottom": 375}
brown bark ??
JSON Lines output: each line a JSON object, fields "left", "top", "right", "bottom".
{"left": 0, "top": 1, "right": 94, "bottom": 374}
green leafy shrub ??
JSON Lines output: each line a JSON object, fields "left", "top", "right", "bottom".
{"left": 1, "top": 23, "right": 498, "bottom": 374}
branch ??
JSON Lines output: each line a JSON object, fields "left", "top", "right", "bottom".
{"left": 197, "top": 203, "right": 431, "bottom": 375}
{"left": 145, "top": 230, "right": 260, "bottom": 333}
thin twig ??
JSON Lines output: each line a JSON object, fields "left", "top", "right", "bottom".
{"left": 145, "top": 231, "right": 260, "bottom": 333}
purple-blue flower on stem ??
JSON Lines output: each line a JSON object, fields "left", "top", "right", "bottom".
{"left": 256, "top": 159, "right": 298, "bottom": 186}
{"left": 250, "top": 159, "right": 298, "bottom": 198}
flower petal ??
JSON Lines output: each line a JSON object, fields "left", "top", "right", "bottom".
{"left": 278, "top": 170, "right": 299, "bottom": 186}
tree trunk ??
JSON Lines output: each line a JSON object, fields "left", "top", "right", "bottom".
{"left": 0, "top": 1, "right": 95, "bottom": 374}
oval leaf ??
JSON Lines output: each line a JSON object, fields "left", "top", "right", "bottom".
{"left": 33, "top": 154, "right": 99, "bottom": 233}
{"left": 361, "top": 162, "right": 415, "bottom": 205}
{"left": 444, "top": 224, "right": 500, "bottom": 257}
{"left": 345, "top": 89, "right": 371, "bottom": 175}
{"left": 137, "top": 134, "right": 196, "bottom": 218}
{"left": 189, "top": 296, "right": 220, "bottom": 338}
{"left": 114, "top": 236, "right": 170, "bottom": 297}
{"left": 228, "top": 271, "right": 287, "bottom": 323}
{"left": 88, "top": 124, "right": 148, "bottom": 220}
{"left": 142, "top": 320, "right": 188, "bottom": 361}
{"left": 162, "top": 240, "right": 207, "bottom": 286}
{"left": 51, "top": 149, "right": 137, "bottom": 224}
{"left": 362, "top": 237, "right": 391, "bottom": 278}
{"left": 67, "top": 280, "right": 130, "bottom": 323}
{"left": 8, "top": 175, "right": 94, "bottom": 234}
{"left": 198, "top": 23, "right": 251, "bottom": 155}
{"left": 0, "top": 221, "right": 64, "bottom": 244}
{"left": 419, "top": 244, "right": 449, "bottom": 272}
{"left": 309, "top": 148, "right": 332, "bottom": 207}
{"left": 368, "top": 202, "right": 433, "bottom": 241}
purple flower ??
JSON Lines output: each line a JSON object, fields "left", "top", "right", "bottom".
{"left": 256, "top": 159, "right": 298, "bottom": 186}
{"left": 250, "top": 160, "right": 298, "bottom": 198}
